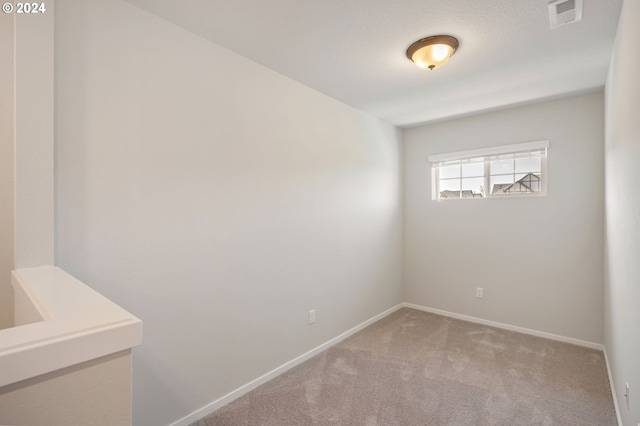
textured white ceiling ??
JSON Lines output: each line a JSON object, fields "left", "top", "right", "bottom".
{"left": 125, "top": 0, "right": 622, "bottom": 127}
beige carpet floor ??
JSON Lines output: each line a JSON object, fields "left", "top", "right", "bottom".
{"left": 191, "top": 308, "right": 617, "bottom": 425}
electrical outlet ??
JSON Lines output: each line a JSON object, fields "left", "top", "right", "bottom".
{"left": 625, "top": 382, "right": 630, "bottom": 399}
{"left": 308, "top": 309, "right": 316, "bottom": 325}
{"left": 476, "top": 287, "right": 483, "bottom": 298}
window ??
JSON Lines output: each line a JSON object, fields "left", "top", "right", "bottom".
{"left": 429, "top": 141, "right": 548, "bottom": 200}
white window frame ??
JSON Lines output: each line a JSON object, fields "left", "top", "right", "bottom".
{"left": 429, "top": 141, "right": 548, "bottom": 200}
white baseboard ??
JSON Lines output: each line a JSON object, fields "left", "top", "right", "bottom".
{"left": 402, "top": 303, "right": 603, "bottom": 350}
{"left": 409, "top": 303, "right": 620, "bottom": 424}
{"left": 603, "top": 347, "right": 623, "bottom": 426}
{"left": 169, "top": 303, "right": 404, "bottom": 426}
{"left": 171, "top": 302, "right": 608, "bottom": 426}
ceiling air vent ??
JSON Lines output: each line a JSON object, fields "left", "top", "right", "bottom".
{"left": 548, "top": 0, "right": 583, "bottom": 29}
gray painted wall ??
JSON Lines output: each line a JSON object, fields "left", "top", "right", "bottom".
{"left": 403, "top": 92, "right": 605, "bottom": 344}
{"left": 54, "top": 1, "right": 403, "bottom": 425}
{"left": 604, "top": 1, "right": 640, "bottom": 424}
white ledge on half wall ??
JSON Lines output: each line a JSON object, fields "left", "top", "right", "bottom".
{"left": 0, "top": 265, "right": 142, "bottom": 388}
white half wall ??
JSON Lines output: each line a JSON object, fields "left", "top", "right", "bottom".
{"left": 604, "top": 1, "right": 640, "bottom": 424}
{"left": 0, "top": 350, "right": 132, "bottom": 426}
{"left": 403, "top": 92, "right": 605, "bottom": 344}
{"left": 54, "top": 1, "right": 402, "bottom": 425}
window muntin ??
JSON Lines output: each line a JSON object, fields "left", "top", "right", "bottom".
{"left": 430, "top": 141, "right": 547, "bottom": 200}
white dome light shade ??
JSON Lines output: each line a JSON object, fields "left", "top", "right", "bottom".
{"left": 407, "top": 35, "right": 459, "bottom": 71}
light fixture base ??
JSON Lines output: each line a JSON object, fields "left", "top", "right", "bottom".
{"left": 407, "top": 35, "right": 459, "bottom": 70}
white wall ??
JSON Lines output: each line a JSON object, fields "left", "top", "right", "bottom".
{"left": 403, "top": 92, "right": 604, "bottom": 344}
{"left": 0, "top": 4, "right": 15, "bottom": 330}
{"left": 13, "top": 2, "right": 55, "bottom": 269}
{"left": 604, "top": 0, "right": 640, "bottom": 424}
{"left": 54, "top": 1, "right": 402, "bottom": 425}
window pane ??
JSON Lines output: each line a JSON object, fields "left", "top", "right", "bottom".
{"left": 512, "top": 182, "right": 528, "bottom": 192}
{"left": 461, "top": 161, "right": 484, "bottom": 177}
{"left": 490, "top": 174, "right": 514, "bottom": 194}
{"left": 439, "top": 179, "right": 461, "bottom": 199}
{"left": 519, "top": 173, "right": 540, "bottom": 192}
{"left": 461, "top": 177, "right": 484, "bottom": 196}
{"left": 515, "top": 157, "right": 541, "bottom": 173}
{"left": 439, "top": 179, "right": 460, "bottom": 192}
{"left": 439, "top": 163, "right": 460, "bottom": 179}
{"left": 491, "top": 157, "right": 514, "bottom": 174}
{"left": 515, "top": 173, "right": 527, "bottom": 181}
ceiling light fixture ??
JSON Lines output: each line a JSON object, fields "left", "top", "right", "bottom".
{"left": 406, "top": 35, "right": 459, "bottom": 71}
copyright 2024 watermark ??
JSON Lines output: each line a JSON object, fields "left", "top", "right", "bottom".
{"left": 3, "top": 2, "right": 47, "bottom": 14}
